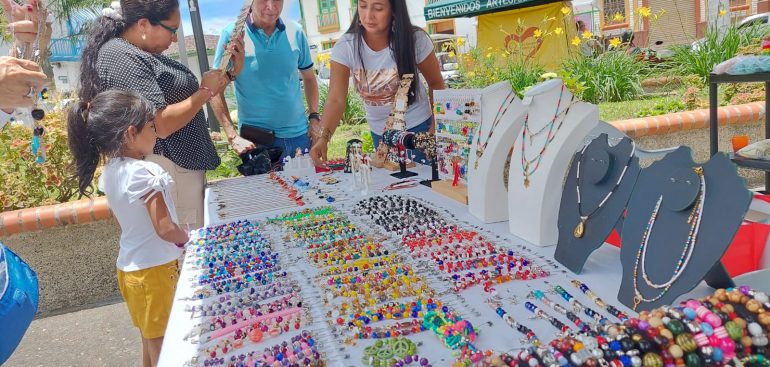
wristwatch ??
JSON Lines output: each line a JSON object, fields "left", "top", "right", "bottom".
{"left": 308, "top": 112, "right": 321, "bottom": 121}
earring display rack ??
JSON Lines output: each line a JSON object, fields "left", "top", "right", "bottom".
{"left": 433, "top": 93, "right": 482, "bottom": 184}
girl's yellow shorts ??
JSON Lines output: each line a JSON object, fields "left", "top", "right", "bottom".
{"left": 116, "top": 260, "right": 179, "bottom": 339}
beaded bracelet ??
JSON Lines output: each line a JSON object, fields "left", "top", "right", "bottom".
{"left": 196, "top": 270, "right": 289, "bottom": 296}
{"left": 334, "top": 298, "right": 441, "bottom": 328}
{"left": 528, "top": 290, "right": 595, "bottom": 335}
{"left": 188, "top": 293, "right": 302, "bottom": 339}
{"left": 361, "top": 337, "right": 417, "bottom": 367}
{"left": 524, "top": 301, "right": 571, "bottom": 334}
{"left": 571, "top": 280, "right": 630, "bottom": 322}
{"left": 197, "top": 330, "right": 322, "bottom": 367}
{"left": 552, "top": 284, "right": 610, "bottom": 326}
{"left": 486, "top": 298, "right": 541, "bottom": 347}
{"left": 188, "top": 279, "right": 295, "bottom": 302}
{"left": 188, "top": 285, "right": 298, "bottom": 318}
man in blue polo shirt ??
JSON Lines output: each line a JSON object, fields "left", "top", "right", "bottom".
{"left": 212, "top": 0, "right": 320, "bottom": 159}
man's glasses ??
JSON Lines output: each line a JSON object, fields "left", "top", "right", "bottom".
{"left": 150, "top": 20, "right": 178, "bottom": 35}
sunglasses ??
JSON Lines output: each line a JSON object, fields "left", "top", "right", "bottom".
{"left": 150, "top": 19, "right": 178, "bottom": 35}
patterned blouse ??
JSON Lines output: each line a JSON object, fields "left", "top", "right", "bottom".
{"left": 95, "top": 38, "right": 220, "bottom": 171}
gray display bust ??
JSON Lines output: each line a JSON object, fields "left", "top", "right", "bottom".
{"left": 555, "top": 134, "right": 640, "bottom": 274}
{"left": 618, "top": 148, "right": 750, "bottom": 312}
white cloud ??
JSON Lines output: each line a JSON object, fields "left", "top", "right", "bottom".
{"left": 181, "top": 15, "right": 234, "bottom": 35}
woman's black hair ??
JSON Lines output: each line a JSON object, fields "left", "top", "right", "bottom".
{"left": 67, "top": 90, "right": 156, "bottom": 196}
{"left": 346, "top": 0, "right": 425, "bottom": 105}
{"left": 78, "top": 0, "right": 179, "bottom": 102}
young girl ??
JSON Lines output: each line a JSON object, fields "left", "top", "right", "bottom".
{"left": 67, "top": 89, "right": 189, "bottom": 367}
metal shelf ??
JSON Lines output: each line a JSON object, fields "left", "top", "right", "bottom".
{"left": 729, "top": 153, "right": 770, "bottom": 171}
{"left": 709, "top": 72, "right": 770, "bottom": 189}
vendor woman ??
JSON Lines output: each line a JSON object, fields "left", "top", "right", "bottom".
{"left": 309, "top": 0, "right": 445, "bottom": 166}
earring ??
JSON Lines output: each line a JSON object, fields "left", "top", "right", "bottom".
{"left": 141, "top": 33, "right": 146, "bottom": 40}
{"left": 391, "top": 20, "right": 395, "bottom": 33}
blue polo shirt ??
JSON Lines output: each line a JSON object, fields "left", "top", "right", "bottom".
{"left": 213, "top": 17, "right": 313, "bottom": 138}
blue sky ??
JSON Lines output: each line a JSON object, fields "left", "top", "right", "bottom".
{"left": 179, "top": 0, "right": 302, "bottom": 35}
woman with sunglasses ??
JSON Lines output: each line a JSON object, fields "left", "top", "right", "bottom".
{"left": 77, "top": 0, "right": 235, "bottom": 231}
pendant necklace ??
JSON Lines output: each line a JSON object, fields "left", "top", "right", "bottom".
{"left": 474, "top": 89, "right": 516, "bottom": 169}
{"left": 632, "top": 166, "right": 705, "bottom": 310}
{"left": 520, "top": 85, "right": 576, "bottom": 188}
{"left": 573, "top": 141, "right": 637, "bottom": 238}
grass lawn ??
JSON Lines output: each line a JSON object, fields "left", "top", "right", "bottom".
{"left": 327, "top": 124, "right": 372, "bottom": 158}
{"left": 598, "top": 96, "right": 672, "bottom": 122}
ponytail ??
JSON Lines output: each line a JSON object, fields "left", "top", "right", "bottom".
{"left": 67, "top": 90, "right": 156, "bottom": 197}
{"left": 67, "top": 101, "right": 101, "bottom": 196}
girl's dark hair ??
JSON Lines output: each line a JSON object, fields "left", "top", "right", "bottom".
{"left": 78, "top": 0, "right": 179, "bottom": 102}
{"left": 346, "top": 0, "right": 425, "bottom": 105}
{"left": 67, "top": 90, "right": 156, "bottom": 196}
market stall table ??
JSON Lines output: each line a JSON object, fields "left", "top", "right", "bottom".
{"left": 159, "top": 166, "right": 719, "bottom": 367}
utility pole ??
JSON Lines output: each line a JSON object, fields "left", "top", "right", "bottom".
{"left": 188, "top": 0, "right": 220, "bottom": 132}
{"left": 708, "top": 0, "right": 730, "bottom": 34}
{"left": 177, "top": 21, "right": 189, "bottom": 68}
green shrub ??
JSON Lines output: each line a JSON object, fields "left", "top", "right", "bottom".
{"left": 635, "top": 99, "right": 687, "bottom": 117}
{"left": 669, "top": 24, "right": 770, "bottom": 84}
{"left": 206, "top": 138, "right": 242, "bottom": 182}
{"left": 0, "top": 108, "right": 81, "bottom": 211}
{"left": 561, "top": 51, "right": 644, "bottom": 103}
{"left": 456, "top": 48, "right": 545, "bottom": 97}
{"left": 317, "top": 84, "right": 367, "bottom": 126}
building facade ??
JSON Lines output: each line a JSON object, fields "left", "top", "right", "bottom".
{"left": 595, "top": 0, "right": 770, "bottom": 49}
{"left": 298, "top": 0, "right": 477, "bottom": 57}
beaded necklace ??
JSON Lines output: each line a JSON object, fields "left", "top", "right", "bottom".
{"left": 520, "top": 85, "right": 576, "bottom": 188}
{"left": 633, "top": 167, "right": 705, "bottom": 310}
{"left": 474, "top": 89, "right": 517, "bottom": 169}
{"left": 573, "top": 141, "right": 637, "bottom": 238}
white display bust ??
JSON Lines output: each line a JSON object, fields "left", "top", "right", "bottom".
{"left": 467, "top": 81, "right": 526, "bottom": 223}
{"left": 507, "top": 79, "right": 599, "bottom": 246}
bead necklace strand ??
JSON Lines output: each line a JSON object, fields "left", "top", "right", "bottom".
{"left": 520, "top": 85, "right": 576, "bottom": 188}
{"left": 573, "top": 141, "right": 637, "bottom": 238}
{"left": 474, "top": 89, "right": 517, "bottom": 169}
{"left": 633, "top": 167, "right": 705, "bottom": 310}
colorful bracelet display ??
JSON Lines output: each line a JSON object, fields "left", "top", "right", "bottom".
{"left": 179, "top": 220, "right": 317, "bottom": 367}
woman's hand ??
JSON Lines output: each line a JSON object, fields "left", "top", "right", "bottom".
{"left": 3, "top": 0, "right": 40, "bottom": 43}
{"left": 309, "top": 138, "right": 329, "bottom": 167}
{"left": 0, "top": 56, "right": 46, "bottom": 109}
{"left": 201, "top": 70, "right": 229, "bottom": 96}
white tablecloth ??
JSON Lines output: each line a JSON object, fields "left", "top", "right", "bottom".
{"left": 159, "top": 167, "right": 718, "bottom": 367}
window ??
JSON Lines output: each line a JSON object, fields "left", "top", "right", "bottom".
{"left": 603, "top": 0, "right": 628, "bottom": 27}
{"left": 318, "top": 0, "right": 339, "bottom": 33}
{"left": 730, "top": 0, "right": 749, "bottom": 8}
{"left": 321, "top": 39, "right": 337, "bottom": 50}
{"left": 428, "top": 20, "right": 455, "bottom": 35}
